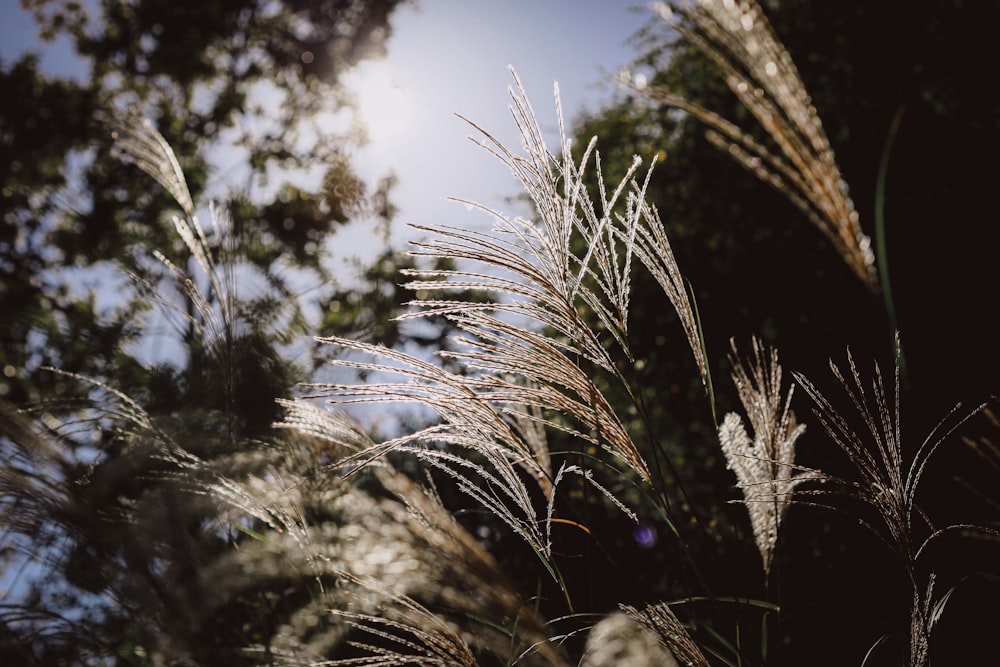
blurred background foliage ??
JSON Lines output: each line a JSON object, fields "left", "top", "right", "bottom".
{"left": 0, "top": 1, "right": 438, "bottom": 663}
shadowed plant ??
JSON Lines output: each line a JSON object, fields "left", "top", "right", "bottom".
{"left": 203, "top": 406, "right": 570, "bottom": 666}
{"left": 325, "top": 579, "right": 482, "bottom": 667}
{"left": 960, "top": 406, "right": 1000, "bottom": 515}
{"left": 620, "top": 602, "right": 711, "bottom": 667}
{"left": 581, "top": 608, "right": 685, "bottom": 667}
{"left": 793, "top": 337, "right": 996, "bottom": 666}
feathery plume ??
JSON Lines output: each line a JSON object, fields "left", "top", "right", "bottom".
{"left": 304, "top": 68, "right": 707, "bottom": 569}
{"left": 581, "top": 611, "right": 683, "bottom": 667}
{"left": 620, "top": 602, "right": 710, "bottom": 667}
{"left": 110, "top": 106, "right": 195, "bottom": 218}
{"left": 793, "top": 336, "right": 992, "bottom": 666}
{"left": 718, "top": 338, "right": 809, "bottom": 577}
{"left": 643, "top": 0, "right": 876, "bottom": 287}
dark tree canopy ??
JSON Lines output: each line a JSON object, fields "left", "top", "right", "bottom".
{"left": 561, "top": 1, "right": 999, "bottom": 664}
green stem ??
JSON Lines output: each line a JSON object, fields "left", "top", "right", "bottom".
{"left": 875, "top": 105, "right": 908, "bottom": 386}
{"left": 688, "top": 278, "right": 718, "bottom": 427}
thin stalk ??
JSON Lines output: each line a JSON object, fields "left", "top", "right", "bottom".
{"left": 688, "top": 279, "right": 718, "bottom": 426}
{"left": 875, "top": 104, "right": 908, "bottom": 386}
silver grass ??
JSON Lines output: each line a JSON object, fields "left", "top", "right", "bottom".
{"left": 218, "top": 389, "right": 566, "bottom": 663}
{"left": 196, "top": 474, "right": 426, "bottom": 662}
{"left": 360, "top": 466, "right": 569, "bottom": 667}
{"left": 109, "top": 107, "right": 252, "bottom": 378}
{"left": 26, "top": 115, "right": 553, "bottom": 663}
{"left": 197, "top": 440, "right": 568, "bottom": 666}
{"left": 324, "top": 583, "right": 481, "bottom": 667}
{"left": 411, "top": 66, "right": 706, "bottom": 385}
{"left": 303, "top": 336, "right": 557, "bottom": 559}
{"left": 19, "top": 339, "right": 560, "bottom": 664}
{"left": 643, "top": 0, "right": 876, "bottom": 287}
{"left": 1, "top": 384, "right": 225, "bottom": 663}
{"left": 792, "top": 340, "right": 988, "bottom": 566}
{"left": 303, "top": 69, "right": 707, "bottom": 567}
{"left": 0, "top": 405, "right": 123, "bottom": 660}
{"left": 718, "top": 337, "right": 810, "bottom": 577}
{"left": 793, "top": 337, "right": 992, "bottom": 667}
{"left": 110, "top": 106, "right": 195, "bottom": 218}
{"left": 960, "top": 407, "right": 1000, "bottom": 515}
{"left": 4, "top": 107, "right": 570, "bottom": 664}
{"left": 580, "top": 611, "right": 682, "bottom": 667}
{"left": 619, "top": 602, "right": 710, "bottom": 667}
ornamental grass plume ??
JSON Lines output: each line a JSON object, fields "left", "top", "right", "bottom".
{"left": 107, "top": 112, "right": 567, "bottom": 665}
{"left": 792, "top": 339, "right": 989, "bottom": 574}
{"left": 302, "top": 67, "right": 707, "bottom": 578}
{"left": 580, "top": 610, "right": 682, "bottom": 667}
{"left": 110, "top": 106, "right": 196, "bottom": 219}
{"left": 16, "top": 15, "right": 996, "bottom": 661}
{"left": 0, "top": 110, "right": 569, "bottom": 664}
{"left": 641, "top": 0, "right": 876, "bottom": 287}
{"left": 717, "top": 337, "right": 810, "bottom": 578}
{"left": 201, "top": 415, "right": 569, "bottom": 666}
{"left": 794, "top": 337, "right": 997, "bottom": 666}
{"left": 619, "top": 602, "right": 711, "bottom": 667}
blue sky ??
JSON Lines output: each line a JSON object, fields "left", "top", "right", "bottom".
{"left": 334, "top": 0, "right": 649, "bottom": 266}
{"left": 343, "top": 1, "right": 651, "bottom": 236}
{"left": 308, "top": 0, "right": 654, "bottom": 264}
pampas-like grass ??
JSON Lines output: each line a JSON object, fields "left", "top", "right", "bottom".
{"left": 640, "top": 0, "right": 876, "bottom": 287}
{"left": 7, "top": 9, "right": 997, "bottom": 662}
{"left": 794, "top": 337, "right": 995, "bottom": 667}
{"left": 580, "top": 610, "right": 683, "bottom": 667}
{"left": 108, "top": 112, "right": 569, "bottom": 665}
{"left": 110, "top": 106, "right": 195, "bottom": 219}
{"left": 620, "top": 602, "right": 710, "bottom": 667}
{"left": 1, "top": 108, "right": 573, "bottom": 665}
{"left": 718, "top": 337, "right": 812, "bottom": 578}
{"left": 301, "top": 69, "right": 709, "bottom": 580}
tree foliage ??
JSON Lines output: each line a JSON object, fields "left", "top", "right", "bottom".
{"left": 0, "top": 1, "right": 439, "bottom": 663}
{"left": 1, "top": 0, "right": 410, "bottom": 405}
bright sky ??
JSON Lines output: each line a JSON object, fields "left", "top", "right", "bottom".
{"left": 1, "top": 0, "right": 653, "bottom": 265}
{"left": 324, "top": 0, "right": 654, "bottom": 267}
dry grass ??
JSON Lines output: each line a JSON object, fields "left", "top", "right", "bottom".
{"left": 300, "top": 70, "right": 709, "bottom": 579}
{"left": 718, "top": 337, "right": 813, "bottom": 578}
{"left": 639, "top": 0, "right": 876, "bottom": 287}
{"left": 793, "top": 338, "right": 994, "bottom": 667}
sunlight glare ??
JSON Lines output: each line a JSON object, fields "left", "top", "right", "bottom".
{"left": 345, "top": 59, "right": 417, "bottom": 146}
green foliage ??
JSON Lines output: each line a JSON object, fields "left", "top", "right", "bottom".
{"left": 1, "top": 0, "right": 410, "bottom": 406}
